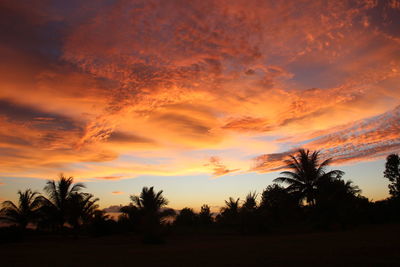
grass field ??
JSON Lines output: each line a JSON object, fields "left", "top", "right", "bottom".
{"left": 1, "top": 224, "right": 399, "bottom": 266}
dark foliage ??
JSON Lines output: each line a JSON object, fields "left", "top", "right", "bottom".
{"left": 175, "top": 208, "right": 197, "bottom": 227}
{"left": 274, "top": 149, "right": 344, "bottom": 206}
{"left": 384, "top": 154, "right": 400, "bottom": 198}
{"left": 40, "top": 173, "right": 86, "bottom": 230}
{"left": 198, "top": 204, "right": 213, "bottom": 226}
{"left": 88, "top": 210, "right": 118, "bottom": 236}
{"left": 0, "top": 189, "right": 43, "bottom": 229}
{"left": 217, "top": 197, "right": 241, "bottom": 229}
{"left": 1, "top": 151, "right": 400, "bottom": 243}
{"left": 126, "top": 186, "right": 175, "bottom": 244}
{"left": 259, "top": 184, "right": 301, "bottom": 228}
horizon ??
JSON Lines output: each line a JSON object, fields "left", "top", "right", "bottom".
{"left": 1, "top": 0, "right": 400, "bottom": 211}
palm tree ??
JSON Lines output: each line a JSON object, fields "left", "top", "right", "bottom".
{"left": 0, "top": 189, "right": 43, "bottom": 229}
{"left": 273, "top": 149, "right": 344, "bottom": 206}
{"left": 240, "top": 192, "right": 259, "bottom": 233}
{"left": 42, "top": 173, "right": 85, "bottom": 229}
{"left": 218, "top": 197, "right": 240, "bottom": 227}
{"left": 129, "top": 187, "right": 174, "bottom": 243}
{"left": 222, "top": 197, "right": 240, "bottom": 214}
{"left": 242, "top": 192, "right": 258, "bottom": 211}
{"left": 68, "top": 192, "right": 99, "bottom": 231}
{"left": 131, "top": 187, "right": 169, "bottom": 214}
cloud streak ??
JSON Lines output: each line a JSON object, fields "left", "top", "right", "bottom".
{"left": 111, "top": 191, "right": 124, "bottom": 195}
{"left": 254, "top": 105, "right": 400, "bottom": 172}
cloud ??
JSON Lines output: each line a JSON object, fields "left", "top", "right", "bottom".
{"left": 253, "top": 105, "right": 400, "bottom": 172}
{"left": 107, "top": 132, "right": 154, "bottom": 144}
{"left": 205, "top": 156, "right": 240, "bottom": 176}
{"left": 111, "top": 191, "right": 124, "bottom": 195}
{"left": 95, "top": 176, "right": 123, "bottom": 181}
{"left": 0, "top": 0, "right": 400, "bottom": 180}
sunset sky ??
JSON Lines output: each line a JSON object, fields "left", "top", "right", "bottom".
{"left": 1, "top": 0, "right": 400, "bottom": 211}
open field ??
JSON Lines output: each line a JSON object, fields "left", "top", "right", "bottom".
{"left": 1, "top": 224, "right": 399, "bottom": 266}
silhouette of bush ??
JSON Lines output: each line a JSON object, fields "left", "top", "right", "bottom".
{"left": 88, "top": 210, "right": 118, "bottom": 236}
{"left": 259, "top": 184, "right": 301, "bottom": 231}
{"left": 198, "top": 204, "right": 213, "bottom": 226}
{"left": 175, "top": 208, "right": 197, "bottom": 227}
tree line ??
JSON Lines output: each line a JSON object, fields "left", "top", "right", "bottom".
{"left": 1, "top": 149, "right": 400, "bottom": 243}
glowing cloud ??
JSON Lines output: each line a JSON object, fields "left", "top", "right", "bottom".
{"left": 0, "top": 0, "right": 399, "bottom": 181}
{"left": 111, "top": 191, "right": 125, "bottom": 195}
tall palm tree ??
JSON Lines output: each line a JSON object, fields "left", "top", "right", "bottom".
{"left": 0, "top": 189, "right": 43, "bottom": 229}
{"left": 273, "top": 149, "right": 344, "bottom": 206}
{"left": 131, "top": 187, "right": 168, "bottom": 213}
{"left": 42, "top": 173, "right": 85, "bottom": 229}
{"left": 129, "top": 187, "right": 174, "bottom": 243}
{"left": 68, "top": 192, "right": 99, "bottom": 231}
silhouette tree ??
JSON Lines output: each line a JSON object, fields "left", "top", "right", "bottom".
{"left": 384, "top": 154, "right": 400, "bottom": 198}
{"left": 175, "top": 208, "right": 197, "bottom": 227}
{"left": 119, "top": 204, "right": 141, "bottom": 231}
{"left": 198, "top": 204, "right": 213, "bottom": 225}
{"left": 129, "top": 186, "right": 174, "bottom": 243}
{"left": 90, "top": 210, "right": 117, "bottom": 236}
{"left": 42, "top": 174, "right": 85, "bottom": 229}
{"left": 240, "top": 192, "right": 259, "bottom": 233}
{"left": 242, "top": 192, "right": 258, "bottom": 211}
{"left": 0, "top": 189, "right": 43, "bottom": 229}
{"left": 68, "top": 192, "right": 99, "bottom": 232}
{"left": 218, "top": 197, "right": 240, "bottom": 228}
{"left": 259, "top": 184, "right": 300, "bottom": 227}
{"left": 315, "top": 178, "right": 366, "bottom": 229}
{"left": 222, "top": 197, "right": 240, "bottom": 214}
{"left": 260, "top": 184, "right": 299, "bottom": 209}
{"left": 274, "top": 149, "right": 344, "bottom": 206}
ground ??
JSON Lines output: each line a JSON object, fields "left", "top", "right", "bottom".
{"left": 1, "top": 224, "right": 399, "bottom": 266}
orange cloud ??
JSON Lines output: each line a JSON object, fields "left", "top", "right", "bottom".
{"left": 0, "top": 0, "right": 400, "bottom": 180}
{"left": 254, "top": 105, "right": 400, "bottom": 172}
{"left": 111, "top": 191, "right": 124, "bottom": 195}
{"left": 205, "top": 156, "right": 240, "bottom": 176}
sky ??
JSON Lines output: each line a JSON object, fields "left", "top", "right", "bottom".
{"left": 0, "top": 0, "right": 400, "bottom": 211}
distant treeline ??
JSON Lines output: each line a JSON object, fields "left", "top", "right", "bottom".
{"left": 1, "top": 149, "right": 400, "bottom": 244}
